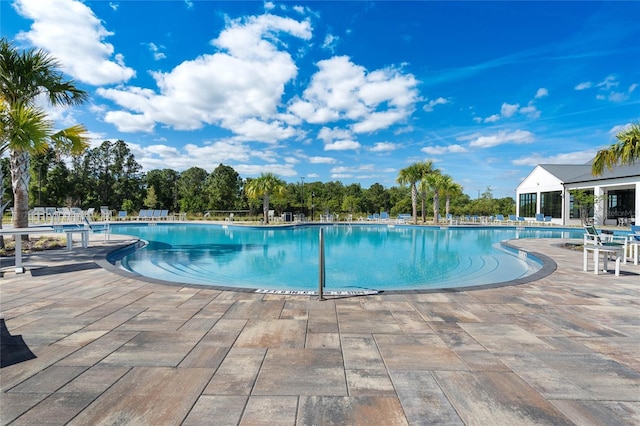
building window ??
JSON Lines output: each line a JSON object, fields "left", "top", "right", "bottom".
{"left": 519, "top": 193, "right": 536, "bottom": 217}
{"left": 540, "top": 191, "right": 562, "bottom": 218}
{"left": 607, "top": 189, "right": 635, "bottom": 220}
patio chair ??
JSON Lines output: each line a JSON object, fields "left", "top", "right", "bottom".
{"left": 494, "top": 214, "right": 505, "bottom": 224}
{"left": 583, "top": 225, "right": 627, "bottom": 275}
{"left": 117, "top": 210, "right": 127, "bottom": 220}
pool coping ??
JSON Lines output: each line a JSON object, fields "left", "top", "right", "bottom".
{"left": 94, "top": 226, "right": 560, "bottom": 295}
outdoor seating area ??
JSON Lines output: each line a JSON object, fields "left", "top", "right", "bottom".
{"left": 582, "top": 225, "right": 639, "bottom": 275}
{"left": 26, "top": 207, "right": 90, "bottom": 224}
{"left": 134, "top": 209, "right": 172, "bottom": 221}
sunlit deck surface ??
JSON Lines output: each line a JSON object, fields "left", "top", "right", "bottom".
{"left": 1, "top": 233, "right": 639, "bottom": 425}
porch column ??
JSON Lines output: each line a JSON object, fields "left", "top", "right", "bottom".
{"left": 562, "top": 188, "right": 570, "bottom": 226}
{"left": 594, "top": 186, "right": 605, "bottom": 225}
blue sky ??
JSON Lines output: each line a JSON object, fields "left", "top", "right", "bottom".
{"left": 2, "top": 0, "right": 639, "bottom": 198}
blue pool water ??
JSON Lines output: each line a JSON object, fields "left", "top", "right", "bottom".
{"left": 109, "top": 223, "right": 586, "bottom": 292}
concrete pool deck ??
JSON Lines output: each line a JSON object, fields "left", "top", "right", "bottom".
{"left": 1, "top": 233, "right": 639, "bottom": 425}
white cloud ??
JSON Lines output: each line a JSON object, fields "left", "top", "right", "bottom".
{"left": 512, "top": 150, "right": 595, "bottom": 166}
{"left": 98, "top": 13, "right": 312, "bottom": 142}
{"left": 607, "top": 92, "right": 628, "bottom": 103}
{"left": 235, "top": 163, "right": 297, "bottom": 177}
{"left": 534, "top": 88, "right": 548, "bottom": 98}
{"left": 500, "top": 102, "right": 519, "bottom": 118}
{"left": 331, "top": 164, "right": 375, "bottom": 174}
{"left": 14, "top": 0, "right": 135, "bottom": 85}
{"left": 309, "top": 156, "right": 337, "bottom": 164}
{"left": 318, "top": 127, "right": 352, "bottom": 143}
{"left": 369, "top": 142, "right": 398, "bottom": 152}
{"left": 324, "top": 139, "right": 361, "bottom": 151}
{"left": 483, "top": 99, "right": 541, "bottom": 122}
{"left": 629, "top": 83, "right": 638, "bottom": 93}
{"left": 125, "top": 139, "right": 254, "bottom": 172}
{"left": 147, "top": 42, "right": 166, "bottom": 61}
{"left": 468, "top": 129, "right": 534, "bottom": 148}
{"left": 421, "top": 144, "right": 467, "bottom": 155}
{"left": 596, "top": 75, "right": 618, "bottom": 90}
{"left": 483, "top": 114, "right": 500, "bottom": 123}
{"left": 423, "top": 97, "right": 449, "bottom": 112}
{"left": 322, "top": 33, "right": 339, "bottom": 52}
{"left": 518, "top": 103, "right": 540, "bottom": 119}
{"left": 575, "top": 81, "right": 592, "bottom": 90}
{"left": 289, "top": 55, "right": 419, "bottom": 133}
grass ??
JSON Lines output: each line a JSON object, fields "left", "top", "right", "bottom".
{"left": 0, "top": 236, "right": 67, "bottom": 257}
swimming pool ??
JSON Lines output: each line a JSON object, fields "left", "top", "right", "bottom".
{"left": 107, "top": 223, "right": 586, "bottom": 293}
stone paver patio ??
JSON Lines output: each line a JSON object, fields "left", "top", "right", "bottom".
{"left": 1, "top": 231, "right": 639, "bottom": 425}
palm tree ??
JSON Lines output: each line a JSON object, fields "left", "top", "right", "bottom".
{"left": 1, "top": 38, "right": 89, "bottom": 230}
{"left": 397, "top": 161, "right": 434, "bottom": 224}
{"left": 440, "top": 174, "right": 462, "bottom": 218}
{"left": 592, "top": 121, "right": 640, "bottom": 175}
{"left": 244, "top": 173, "right": 286, "bottom": 224}
{"left": 425, "top": 171, "right": 446, "bottom": 224}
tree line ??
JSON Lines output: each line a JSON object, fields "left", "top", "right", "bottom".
{"left": 1, "top": 140, "right": 517, "bottom": 223}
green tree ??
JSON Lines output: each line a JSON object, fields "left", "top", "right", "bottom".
{"left": 570, "top": 189, "right": 601, "bottom": 225}
{"left": 144, "top": 186, "right": 158, "bottom": 209}
{"left": 244, "top": 173, "right": 286, "bottom": 224}
{"left": 592, "top": 121, "right": 640, "bottom": 175}
{"left": 206, "top": 164, "right": 243, "bottom": 210}
{"left": 178, "top": 167, "right": 209, "bottom": 213}
{"left": 365, "top": 183, "right": 389, "bottom": 214}
{"left": 0, "top": 38, "right": 89, "bottom": 229}
{"left": 145, "top": 168, "right": 179, "bottom": 210}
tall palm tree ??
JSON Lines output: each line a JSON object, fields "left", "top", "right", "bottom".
{"left": 244, "top": 173, "right": 286, "bottom": 224}
{"left": 592, "top": 121, "right": 640, "bottom": 175}
{"left": 425, "top": 171, "right": 446, "bottom": 224}
{"left": 1, "top": 38, "right": 89, "bottom": 229}
{"left": 439, "top": 174, "right": 462, "bottom": 218}
{"left": 397, "top": 160, "right": 434, "bottom": 224}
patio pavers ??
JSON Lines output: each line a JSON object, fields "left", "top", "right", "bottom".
{"left": 1, "top": 233, "right": 639, "bottom": 425}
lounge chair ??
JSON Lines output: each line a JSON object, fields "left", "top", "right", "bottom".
{"left": 136, "top": 209, "right": 152, "bottom": 220}
{"left": 535, "top": 213, "right": 546, "bottom": 225}
{"left": 380, "top": 212, "right": 390, "bottom": 222}
{"left": 117, "top": 210, "right": 127, "bottom": 220}
{"left": 508, "top": 214, "right": 517, "bottom": 224}
{"left": 494, "top": 214, "right": 505, "bottom": 224}
{"left": 396, "top": 214, "right": 410, "bottom": 224}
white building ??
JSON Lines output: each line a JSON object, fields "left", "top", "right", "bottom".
{"left": 516, "top": 163, "right": 640, "bottom": 226}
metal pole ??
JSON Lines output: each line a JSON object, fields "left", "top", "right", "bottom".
{"left": 318, "top": 228, "right": 326, "bottom": 300}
